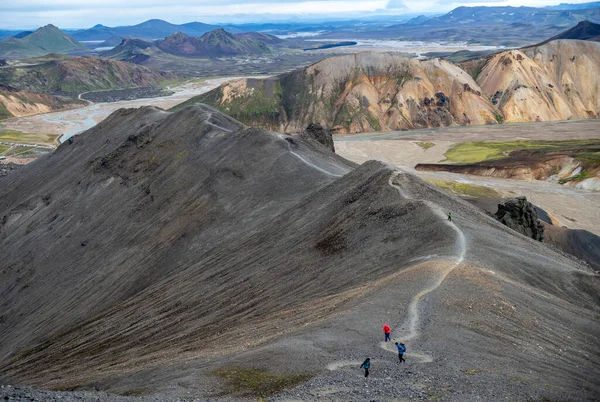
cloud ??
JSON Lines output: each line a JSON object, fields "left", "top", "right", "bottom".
{"left": 0, "top": 0, "right": 595, "bottom": 29}
{"left": 0, "top": 1, "right": 388, "bottom": 28}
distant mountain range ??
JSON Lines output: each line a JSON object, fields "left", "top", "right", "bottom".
{"left": 103, "top": 29, "right": 282, "bottom": 63}
{"left": 545, "top": 1, "right": 600, "bottom": 10}
{"left": 541, "top": 19, "right": 600, "bottom": 42}
{"left": 392, "top": 5, "right": 600, "bottom": 28}
{"left": 0, "top": 25, "right": 87, "bottom": 59}
{"left": 71, "top": 19, "right": 222, "bottom": 41}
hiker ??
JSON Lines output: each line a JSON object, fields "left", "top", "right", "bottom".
{"left": 395, "top": 342, "right": 406, "bottom": 363}
{"left": 447, "top": 212, "right": 452, "bottom": 222}
{"left": 360, "top": 358, "right": 371, "bottom": 377}
{"left": 383, "top": 323, "right": 391, "bottom": 342}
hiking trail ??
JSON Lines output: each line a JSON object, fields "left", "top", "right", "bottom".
{"left": 379, "top": 172, "right": 467, "bottom": 362}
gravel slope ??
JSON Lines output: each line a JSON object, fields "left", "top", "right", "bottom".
{"left": 0, "top": 105, "right": 598, "bottom": 401}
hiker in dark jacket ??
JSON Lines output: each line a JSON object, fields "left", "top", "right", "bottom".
{"left": 395, "top": 342, "right": 406, "bottom": 362}
{"left": 360, "top": 358, "right": 371, "bottom": 377}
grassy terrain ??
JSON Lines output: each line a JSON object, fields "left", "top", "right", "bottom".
{"left": 444, "top": 140, "right": 600, "bottom": 164}
{"left": 0, "top": 144, "right": 10, "bottom": 154}
{"left": 211, "top": 367, "right": 312, "bottom": 398}
{"left": 415, "top": 141, "right": 435, "bottom": 150}
{"left": 574, "top": 151, "right": 600, "bottom": 168}
{"left": 0, "top": 129, "right": 59, "bottom": 145}
{"left": 429, "top": 180, "right": 503, "bottom": 198}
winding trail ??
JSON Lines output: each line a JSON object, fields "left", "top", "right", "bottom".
{"left": 269, "top": 145, "right": 469, "bottom": 367}
{"left": 277, "top": 133, "right": 349, "bottom": 178}
{"left": 379, "top": 173, "right": 467, "bottom": 362}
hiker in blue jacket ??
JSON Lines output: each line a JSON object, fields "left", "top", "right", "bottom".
{"left": 359, "top": 357, "right": 371, "bottom": 377}
{"left": 395, "top": 342, "right": 406, "bottom": 362}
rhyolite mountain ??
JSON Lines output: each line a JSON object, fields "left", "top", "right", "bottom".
{"left": 0, "top": 84, "right": 85, "bottom": 120}
{"left": 476, "top": 40, "right": 600, "bottom": 122}
{"left": 0, "top": 104, "right": 597, "bottom": 400}
{"left": 173, "top": 52, "right": 500, "bottom": 133}
{"left": 0, "top": 25, "right": 87, "bottom": 59}
{"left": 180, "top": 37, "right": 600, "bottom": 134}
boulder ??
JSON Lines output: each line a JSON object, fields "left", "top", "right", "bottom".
{"left": 494, "top": 196, "right": 544, "bottom": 241}
{"left": 301, "top": 123, "right": 335, "bottom": 153}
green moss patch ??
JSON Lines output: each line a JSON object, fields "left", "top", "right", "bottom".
{"left": 0, "top": 129, "right": 59, "bottom": 145}
{"left": 415, "top": 141, "right": 435, "bottom": 151}
{"left": 211, "top": 367, "right": 312, "bottom": 398}
{"left": 429, "top": 180, "right": 503, "bottom": 198}
{"left": 444, "top": 140, "right": 600, "bottom": 164}
{"left": 120, "top": 388, "right": 152, "bottom": 396}
{"left": 559, "top": 171, "right": 590, "bottom": 184}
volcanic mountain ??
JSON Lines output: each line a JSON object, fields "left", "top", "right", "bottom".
{"left": 174, "top": 52, "right": 500, "bottom": 134}
{"left": 104, "top": 29, "right": 277, "bottom": 63}
{"left": 156, "top": 29, "right": 272, "bottom": 58}
{"left": 0, "top": 25, "right": 87, "bottom": 59}
{"left": 0, "top": 105, "right": 598, "bottom": 400}
{"left": 541, "top": 20, "right": 600, "bottom": 42}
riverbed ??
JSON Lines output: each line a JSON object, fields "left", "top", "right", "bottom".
{"left": 1, "top": 77, "right": 241, "bottom": 143}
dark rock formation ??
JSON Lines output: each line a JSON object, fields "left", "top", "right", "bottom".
{"left": 494, "top": 196, "right": 544, "bottom": 241}
{"left": 301, "top": 123, "right": 335, "bottom": 153}
{"left": 0, "top": 162, "right": 21, "bottom": 177}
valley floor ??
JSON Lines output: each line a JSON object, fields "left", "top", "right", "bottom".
{"left": 0, "top": 77, "right": 241, "bottom": 144}
{"left": 335, "top": 119, "right": 600, "bottom": 236}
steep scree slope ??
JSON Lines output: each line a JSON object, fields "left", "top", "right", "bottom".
{"left": 0, "top": 105, "right": 598, "bottom": 400}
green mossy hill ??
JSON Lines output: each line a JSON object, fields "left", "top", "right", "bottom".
{"left": 0, "top": 25, "right": 87, "bottom": 59}
{"left": 0, "top": 56, "right": 176, "bottom": 93}
{"left": 444, "top": 140, "right": 600, "bottom": 164}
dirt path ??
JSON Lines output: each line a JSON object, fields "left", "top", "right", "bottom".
{"left": 375, "top": 173, "right": 467, "bottom": 363}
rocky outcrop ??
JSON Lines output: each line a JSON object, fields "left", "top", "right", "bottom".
{"left": 301, "top": 123, "right": 335, "bottom": 152}
{"left": 494, "top": 196, "right": 544, "bottom": 241}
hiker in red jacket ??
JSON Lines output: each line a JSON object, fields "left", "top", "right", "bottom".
{"left": 383, "top": 324, "right": 391, "bottom": 342}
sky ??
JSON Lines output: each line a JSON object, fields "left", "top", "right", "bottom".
{"left": 0, "top": 0, "right": 596, "bottom": 29}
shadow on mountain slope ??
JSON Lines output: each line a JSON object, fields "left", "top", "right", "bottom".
{"left": 0, "top": 105, "right": 598, "bottom": 400}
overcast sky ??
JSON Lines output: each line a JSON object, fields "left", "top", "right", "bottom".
{"left": 0, "top": 0, "right": 595, "bottom": 29}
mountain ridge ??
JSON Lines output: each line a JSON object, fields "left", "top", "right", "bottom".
{"left": 0, "top": 105, "right": 597, "bottom": 400}
{"left": 72, "top": 19, "right": 221, "bottom": 41}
